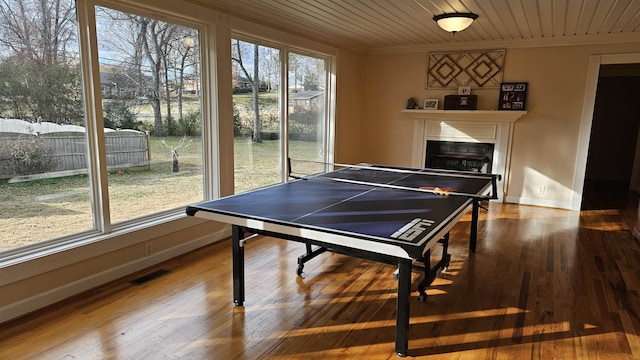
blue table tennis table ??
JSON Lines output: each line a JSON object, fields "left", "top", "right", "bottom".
{"left": 186, "top": 164, "right": 499, "bottom": 357}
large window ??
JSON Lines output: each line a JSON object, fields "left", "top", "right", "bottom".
{"left": 0, "top": 1, "right": 204, "bottom": 254}
{"left": 0, "top": 1, "right": 335, "bottom": 259}
{"left": 288, "top": 52, "right": 327, "bottom": 176}
{"left": 232, "top": 38, "right": 332, "bottom": 192}
{"left": 95, "top": 7, "right": 203, "bottom": 223}
{"left": 0, "top": 0, "right": 93, "bottom": 252}
{"left": 231, "top": 39, "right": 281, "bottom": 192}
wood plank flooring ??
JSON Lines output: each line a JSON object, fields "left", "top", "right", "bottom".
{"left": 1, "top": 201, "right": 640, "bottom": 359}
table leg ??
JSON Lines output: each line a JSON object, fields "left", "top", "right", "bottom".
{"left": 232, "top": 225, "right": 245, "bottom": 306}
{"left": 395, "top": 259, "right": 411, "bottom": 357}
{"left": 469, "top": 199, "right": 479, "bottom": 252}
{"left": 296, "top": 243, "right": 327, "bottom": 276}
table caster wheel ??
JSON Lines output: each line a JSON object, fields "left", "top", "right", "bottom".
{"left": 444, "top": 254, "right": 451, "bottom": 270}
{"left": 418, "top": 284, "right": 427, "bottom": 302}
{"left": 419, "top": 292, "right": 427, "bottom": 303}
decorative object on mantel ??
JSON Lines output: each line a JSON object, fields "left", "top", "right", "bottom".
{"left": 406, "top": 97, "right": 419, "bottom": 109}
{"left": 458, "top": 86, "right": 471, "bottom": 95}
{"left": 426, "top": 49, "right": 505, "bottom": 89}
{"left": 444, "top": 95, "right": 477, "bottom": 110}
{"left": 498, "top": 82, "right": 527, "bottom": 110}
{"left": 423, "top": 99, "right": 438, "bottom": 110}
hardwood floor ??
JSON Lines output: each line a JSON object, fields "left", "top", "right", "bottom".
{"left": 1, "top": 202, "right": 640, "bottom": 359}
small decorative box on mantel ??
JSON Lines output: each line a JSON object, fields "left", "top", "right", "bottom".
{"left": 443, "top": 95, "right": 478, "bottom": 110}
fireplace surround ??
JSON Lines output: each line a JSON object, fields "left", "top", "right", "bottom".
{"left": 402, "top": 109, "right": 526, "bottom": 201}
{"left": 426, "top": 140, "right": 495, "bottom": 173}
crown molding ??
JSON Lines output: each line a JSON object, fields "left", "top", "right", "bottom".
{"left": 368, "top": 32, "right": 640, "bottom": 54}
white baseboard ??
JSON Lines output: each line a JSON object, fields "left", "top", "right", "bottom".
{"left": 505, "top": 196, "right": 573, "bottom": 210}
{"left": 0, "top": 229, "right": 229, "bottom": 324}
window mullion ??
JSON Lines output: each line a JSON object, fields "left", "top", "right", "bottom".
{"left": 76, "top": 0, "right": 111, "bottom": 233}
{"left": 281, "top": 48, "right": 290, "bottom": 183}
{"left": 200, "top": 23, "right": 218, "bottom": 200}
{"left": 325, "top": 56, "right": 337, "bottom": 172}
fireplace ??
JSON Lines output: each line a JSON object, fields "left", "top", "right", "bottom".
{"left": 402, "top": 109, "right": 527, "bottom": 201}
{"left": 426, "top": 141, "right": 494, "bottom": 173}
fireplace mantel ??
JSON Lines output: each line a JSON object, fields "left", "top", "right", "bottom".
{"left": 401, "top": 109, "right": 526, "bottom": 122}
{"left": 402, "top": 109, "right": 527, "bottom": 201}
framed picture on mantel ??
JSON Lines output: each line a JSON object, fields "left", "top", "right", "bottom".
{"left": 423, "top": 99, "right": 438, "bottom": 110}
{"left": 498, "top": 82, "right": 527, "bottom": 110}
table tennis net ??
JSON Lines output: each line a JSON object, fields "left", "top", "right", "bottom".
{"left": 288, "top": 160, "right": 497, "bottom": 199}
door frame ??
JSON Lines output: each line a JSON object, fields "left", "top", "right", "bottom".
{"left": 572, "top": 53, "right": 640, "bottom": 210}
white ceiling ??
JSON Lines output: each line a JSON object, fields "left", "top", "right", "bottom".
{"left": 188, "top": 0, "right": 640, "bottom": 52}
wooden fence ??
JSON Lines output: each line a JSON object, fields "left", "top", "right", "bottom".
{"left": 0, "top": 130, "right": 149, "bottom": 179}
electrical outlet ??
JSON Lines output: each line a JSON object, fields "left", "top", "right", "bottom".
{"left": 537, "top": 186, "right": 545, "bottom": 194}
{"left": 144, "top": 242, "right": 153, "bottom": 256}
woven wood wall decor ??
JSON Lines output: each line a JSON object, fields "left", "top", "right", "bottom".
{"left": 426, "top": 49, "right": 505, "bottom": 89}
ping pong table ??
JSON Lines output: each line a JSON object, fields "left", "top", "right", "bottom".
{"left": 186, "top": 164, "right": 499, "bottom": 357}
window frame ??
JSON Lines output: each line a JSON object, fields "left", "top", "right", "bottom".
{"left": 0, "top": 0, "right": 219, "bottom": 272}
{"left": 230, "top": 31, "right": 337, "bottom": 186}
{"left": 86, "top": 0, "right": 218, "bottom": 229}
{"left": 0, "top": 0, "right": 337, "bottom": 290}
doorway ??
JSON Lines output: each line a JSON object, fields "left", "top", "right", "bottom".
{"left": 581, "top": 64, "right": 640, "bottom": 210}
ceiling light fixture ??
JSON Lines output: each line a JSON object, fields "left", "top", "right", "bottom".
{"left": 433, "top": 12, "right": 479, "bottom": 34}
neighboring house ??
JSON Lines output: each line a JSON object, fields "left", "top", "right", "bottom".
{"left": 232, "top": 75, "right": 252, "bottom": 93}
{"left": 232, "top": 74, "right": 269, "bottom": 93}
{"left": 291, "top": 90, "right": 324, "bottom": 111}
{"left": 100, "top": 71, "right": 148, "bottom": 99}
{"left": 182, "top": 75, "right": 200, "bottom": 95}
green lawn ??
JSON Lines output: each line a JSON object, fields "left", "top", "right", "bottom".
{"left": 0, "top": 136, "right": 320, "bottom": 251}
{"left": 1, "top": 89, "right": 317, "bottom": 250}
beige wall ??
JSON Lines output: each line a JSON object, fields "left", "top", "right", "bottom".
{"left": 362, "top": 43, "right": 640, "bottom": 208}
{"left": 335, "top": 49, "right": 366, "bottom": 164}
{"left": 0, "top": 218, "right": 228, "bottom": 320}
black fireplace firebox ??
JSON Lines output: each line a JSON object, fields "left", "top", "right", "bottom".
{"left": 426, "top": 141, "right": 494, "bottom": 173}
